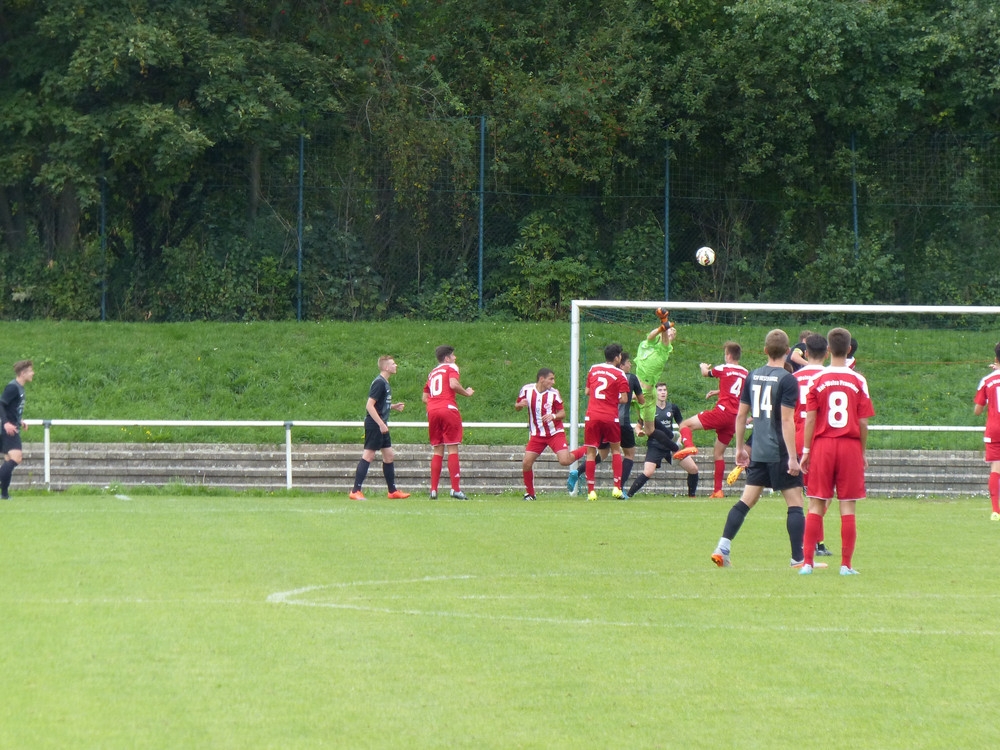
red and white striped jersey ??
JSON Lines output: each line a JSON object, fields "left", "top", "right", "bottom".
{"left": 517, "top": 384, "right": 565, "bottom": 437}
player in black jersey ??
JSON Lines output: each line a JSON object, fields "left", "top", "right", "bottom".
{"left": 350, "top": 356, "right": 410, "bottom": 500}
{"left": 711, "top": 331, "right": 806, "bottom": 568}
{"left": 626, "top": 383, "right": 699, "bottom": 498}
{"left": 0, "top": 360, "right": 35, "bottom": 499}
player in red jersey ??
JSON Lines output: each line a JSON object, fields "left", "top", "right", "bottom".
{"left": 792, "top": 333, "right": 833, "bottom": 556}
{"left": 516, "top": 368, "right": 588, "bottom": 501}
{"left": 422, "top": 345, "right": 474, "bottom": 499}
{"left": 674, "top": 341, "right": 748, "bottom": 498}
{"left": 973, "top": 342, "right": 1000, "bottom": 520}
{"left": 799, "top": 328, "right": 875, "bottom": 576}
{"left": 582, "top": 343, "right": 631, "bottom": 500}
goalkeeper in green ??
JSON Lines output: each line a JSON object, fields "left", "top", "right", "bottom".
{"left": 634, "top": 309, "right": 676, "bottom": 437}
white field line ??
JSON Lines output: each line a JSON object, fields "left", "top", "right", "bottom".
{"left": 6, "top": 574, "right": 999, "bottom": 636}
{"left": 263, "top": 576, "right": 1000, "bottom": 637}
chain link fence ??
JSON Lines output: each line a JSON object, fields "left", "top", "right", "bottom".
{"left": 2, "top": 123, "right": 998, "bottom": 321}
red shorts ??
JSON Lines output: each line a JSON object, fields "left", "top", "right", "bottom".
{"left": 806, "top": 436, "right": 866, "bottom": 501}
{"left": 584, "top": 417, "right": 620, "bottom": 447}
{"left": 697, "top": 407, "right": 737, "bottom": 446}
{"left": 986, "top": 441, "right": 1000, "bottom": 463}
{"left": 427, "top": 407, "right": 463, "bottom": 446}
{"left": 526, "top": 433, "right": 571, "bottom": 456}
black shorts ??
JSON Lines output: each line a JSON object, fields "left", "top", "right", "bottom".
{"left": 1, "top": 431, "right": 22, "bottom": 454}
{"left": 620, "top": 426, "right": 636, "bottom": 450}
{"left": 745, "top": 458, "right": 802, "bottom": 492}
{"left": 642, "top": 441, "right": 673, "bottom": 469}
{"left": 363, "top": 422, "right": 392, "bottom": 452}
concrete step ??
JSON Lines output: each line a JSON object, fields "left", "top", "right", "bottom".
{"left": 11, "top": 443, "right": 993, "bottom": 498}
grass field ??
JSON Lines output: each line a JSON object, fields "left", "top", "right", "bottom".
{"left": 3, "top": 491, "right": 998, "bottom": 749}
{"left": 3, "top": 318, "right": 998, "bottom": 451}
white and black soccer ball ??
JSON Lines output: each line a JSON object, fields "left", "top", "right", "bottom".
{"left": 695, "top": 246, "right": 716, "bottom": 266}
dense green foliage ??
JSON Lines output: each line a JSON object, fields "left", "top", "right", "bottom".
{"left": 2, "top": 1, "right": 999, "bottom": 320}
{"left": 5, "top": 319, "right": 995, "bottom": 449}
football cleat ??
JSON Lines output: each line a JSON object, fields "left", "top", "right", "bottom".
{"left": 711, "top": 549, "right": 731, "bottom": 568}
{"left": 709, "top": 490, "right": 725, "bottom": 499}
{"left": 798, "top": 564, "right": 813, "bottom": 575}
{"left": 992, "top": 511, "right": 1000, "bottom": 521}
{"left": 450, "top": 490, "right": 468, "bottom": 500}
{"left": 429, "top": 490, "right": 438, "bottom": 500}
{"left": 790, "top": 560, "right": 827, "bottom": 569}
{"left": 523, "top": 493, "right": 536, "bottom": 501}
{"left": 840, "top": 566, "right": 860, "bottom": 576}
{"left": 348, "top": 490, "right": 366, "bottom": 501}
{"left": 611, "top": 487, "right": 624, "bottom": 499}
{"left": 587, "top": 490, "right": 598, "bottom": 502}
{"left": 726, "top": 465, "right": 744, "bottom": 485}
{"left": 387, "top": 490, "right": 410, "bottom": 499}
{"left": 567, "top": 469, "right": 579, "bottom": 492}
{"left": 673, "top": 446, "right": 698, "bottom": 461}
{"left": 816, "top": 543, "right": 833, "bottom": 556}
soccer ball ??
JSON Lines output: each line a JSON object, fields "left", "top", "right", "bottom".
{"left": 696, "top": 246, "right": 716, "bottom": 266}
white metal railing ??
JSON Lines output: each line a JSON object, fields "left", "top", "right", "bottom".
{"left": 22, "top": 419, "right": 524, "bottom": 490}
{"left": 21, "top": 418, "right": 983, "bottom": 490}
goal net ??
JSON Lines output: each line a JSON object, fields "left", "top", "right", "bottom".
{"left": 569, "top": 300, "right": 1000, "bottom": 453}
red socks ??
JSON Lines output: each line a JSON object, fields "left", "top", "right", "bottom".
{"left": 990, "top": 472, "right": 1000, "bottom": 513}
{"left": 841, "top": 514, "right": 857, "bottom": 570}
{"left": 802, "top": 512, "right": 823, "bottom": 566}
{"left": 523, "top": 470, "right": 534, "bottom": 496}
{"left": 714, "top": 460, "right": 725, "bottom": 492}
{"left": 448, "top": 453, "right": 461, "bottom": 492}
{"left": 680, "top": 426, "right": 694, "bottom": 448}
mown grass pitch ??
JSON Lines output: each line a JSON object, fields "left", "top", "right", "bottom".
{"left": 2, "top": 492, "right": 998, "bottom": 749}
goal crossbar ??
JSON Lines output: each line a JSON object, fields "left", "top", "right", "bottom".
{"left": 568, "top": 300, "right": 1000, "bottom": 451}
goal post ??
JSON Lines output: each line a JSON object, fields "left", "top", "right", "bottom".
{"left": 568, "top": 300, "right": 1000, "bottom": 453}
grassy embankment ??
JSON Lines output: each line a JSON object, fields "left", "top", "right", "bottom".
{"left": 2, "top": 318, "right": 993, "bottom": 449}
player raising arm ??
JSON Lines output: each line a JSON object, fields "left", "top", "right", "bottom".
{"left": 675, "top": 341, "right": 748, "bottom": 498}
{"left": 634, "top": 308, "right": 676, "bottom": 436}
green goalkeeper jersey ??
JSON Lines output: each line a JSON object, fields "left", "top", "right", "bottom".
{"left": 634, "top": 337, "right": 673, "bottom": 385}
